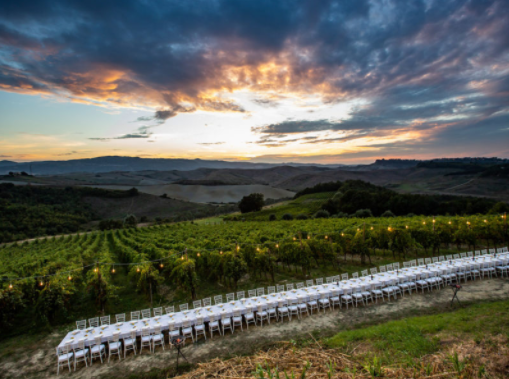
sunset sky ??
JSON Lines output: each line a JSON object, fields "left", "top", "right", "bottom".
{"left": 1, "top": 0, "right": 508, "bottom": 164}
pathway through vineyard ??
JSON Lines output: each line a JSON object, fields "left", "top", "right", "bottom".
{"left": 1, "top": 278, "right": 508, "bottom": 379}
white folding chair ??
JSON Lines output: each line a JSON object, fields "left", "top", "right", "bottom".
{"left": 460, "top": 253, "right": 467, "bottom": 258}
{"left": 467, "top": 251, "right": 473, "bottom": 258}
{"left": 256, "top": 288, "right": 265, "bottom": 296}
{"left": 100, "top": 315, "right": 110, "bottom": 326}
{"left": 56, "top": 342, "right": 73, "bottom": 374}
{"left": 371, "top": 283, "right": 384, "bottom": 303}
{"left": 214, "top": 295, "right": 223, "bottom": 305}
{"left": 307, "top": 293, "right": 318, "bottom": 314}
{"left": 379, "top": 266, "right": 387, "bottom": 273}
{"left": 226, "top": 293, "right": 235, "bottom": 302}
{"left": 361, "top": 284, "right": 373, "bottom": 303}
{"left": 288, "top": 298, "right": 300, "bottom": 319}
{"left": 232, "top": 310, "right": 243, "bottom": 332}
{"left": 256, "top": 304, "right": 269, "bottom": 326}
{"left": 131, "top": 311, "right": 140, "bottom": 321}
{"left": 73, "top": 339, "right": 89, "bottom": 371}
{"left": 277, "top": 300, "right": 291, "bottom": 322}
{"left": 418, "top": 258, "right": 424, "bottom": 266}
{"left": 326, "top": 277, "right": 334, "bottom": 284}
{"left": 386, "top": 263, "right": 394, "bottom": 271}
{"left": 221, "top": 314, "right": 233, "bottom": 334}
{"left": 193, "top": 300, "right": 202, "bottom": 309}
{"left": 341, "top": 288, "right": 353, "bottom": 309}
{"left": 286, "top": 283, "right": 294, "bottom": 291}
{"left": 202, "top": 298, "right": 212, "bottom": 307}
{"left": 318, "top": 293, "right": 330, "bottom": 313}
{"left": 209, "top": 315, "right": 221, "bottom": 338}
{"left": 361, "top": 270, "right": 369, "bottom": 277}
{"left": 123, "top": 329, "right": 137, "bottom": 358}
{"left": 165, "top": 306, "right": 175, "bottom": 314}
{"left": 276, "top": 285, "right": 285, "bottom": 293}
{"left": 244, "top": 309, "right": 256, "bottom": 329}
{"left": 182, "top": 319, "right": 195, "bottom": 342}
{"left": 296, "top": 282, "right": 304, "bottom": 289}
{"left": 236, "top": 291, "right": 245, "bottom": 299}
{"left": 76, "top": 320, "right": 86, "bottom": 330}
{"left": 382, "top": 280, "right": 395, "bottom": 301}
{"left": 370, "top": 268, "right": 378, "bottom": 275}
{"left": 153, "top": 307, "right": 163, "bottom": 316}
{"left": 330, "top": 288, "right": 341, "bottom": 310}
{"left": 306, "top": 280, "right": 314, "bottom": 287}
{"left": 141, "top": 309, "right": 151, "bottom": 319}
{"left": 152, "top": 325, "right": 165, "bottom": 352}
{"left": 195, "top": 316, "right": 207, "bottom": 341}
{"left": 90, "top": 335, "right": 106, "bottom": 365}
{"left": 352, "top": 288, "right": 365, "bottom": 307}
{"left": 248, "top": 289, "right": 257, "bottom": 298}
{"left": 89, "top": 317, "right": 99, "bottom": 328}
{"left": 352, "top": 272, "right": 359, "bottom": 279}
{"left": 453, "top": 254, "right": 460, "bottom": 260}
{"left": 168, "top": 320, "right": 180, "bottom": 340}
{"left": 180, "top": 303, "right": 189, "bottom": 311}
{"left": 316, "top": 278, "right": 324, "bottom": 285}
{"left": 115, "top": 314, "right": 125, "bottom": 323}
{"left": 139, "top": 327, "right": 152, "bottom": 354}
{"left": 267, "top": 305, "right": 278, "bottom": 323}
{"left": 416, "top": 273, "right": 430, "bottom": 293}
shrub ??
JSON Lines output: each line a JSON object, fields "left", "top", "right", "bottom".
{"left": 381, "top": 210, "right": 395, "bottom": 217}
{"left": 239, "top": 193, "right": 265, "bottom": 213}
{"left": 296, "top": 213, "right": 309, "bottom": 220}
{"left": 314, "top": 210, "right": 330, "bottom": 219}
{"left": 269, "top": 214, "right": 277, "bottom": 221}
{"left": 282, "top": 213, "right": 294, "bottom": 220}
{"left": 353, "top": 209, "right": 373, "bottom": 218}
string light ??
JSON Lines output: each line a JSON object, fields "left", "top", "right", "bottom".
{"left": 370, "top": 227, "right": 373, "bottom": 230}
{"left": 94, "top": 267, "right": 98, "bottom": 273}
{"left": 448, "top": 221, "right": 452, "bottom": 224}
{"left": 136, "top": 267, "right": 140, "bottom": 272}
{"left": 9, "top": 283, "right": 13, "bottom": 289}
{"left": 341, "top": 233, "right": 344, "bottom": 236}
{"left": 39, "top": 281, "right": 44, "bottom": 286}
{"left": 197, "top": 252, "right": 200, "bottom": 257}
{"left": 293, "top": 237, "right": 296, "bottom": 241}
{"left": 256, "top": 246, "right": 260, "bottom": 251}
{"left": 325, "top": 235, "right": 328, "bottom": 239}
{"left": 68, "top": 275, "right": 72, "bottom": 281}
{"left": 423, "top": 221, "right": 426, "bottom": 225}
{"left": 484, "top": 219, "right": 487, "bottom": 223}
{"left": 276, "top": 244, "right": 279, "bottom": 248}
{"left": 111, "top": 266, "right": 116, "bottom": 273}
{"left": 307, "top": 235, "right": 310, "bottom": 239}
{"left": 388, "top": 227, "right": 392, "bottom": 231}
{"left": 432, "top": 219, "right": 436, "bottom": 223}
{"left": 405, "top": 225, "right": 409, "bottom": 229}
{"left": 220, "top": 250, "right": 223, "bottom": 255}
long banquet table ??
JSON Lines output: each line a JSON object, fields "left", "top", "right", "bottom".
{"left": 58, "top": 252, "right": 508, "bottom": 350}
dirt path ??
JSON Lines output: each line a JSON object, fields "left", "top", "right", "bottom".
{"left": 1, "top": 278, "right": 508, "bottom": 379}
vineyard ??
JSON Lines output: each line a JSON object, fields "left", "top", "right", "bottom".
{"left": 1, "top": 214, "right": 508, "bottom": 338}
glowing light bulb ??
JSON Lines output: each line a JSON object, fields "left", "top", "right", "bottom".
{"left": 276, "top": 244, "right": 279, "bottom": 248}
{"left": 293, "top": 237, "right": 296, "bottom": 241}
{"left": 448, "top": 221, "right": 452, "bottom": 225}
{"left": 423, "top": 222, "right": 426, "bottom": 225}
{"left": 197, "top": 252, "right": 200, "bottom": 257}
{"left": 68, "top": 276, "right": 72, "bottom": 281}
{"left": 9, "top": 283, "right": 13, "bottom": 289}
{"left": 432, "top": 219, "right": 435, "bottom": 223}
{"left": 405, "top": 225, "right": 409, "bottom": 229}
{"left": 40, "top": 281, "right": 44, "bottom": 286}
{"left": 484, "top": 220, "right": 487, "bottom": 223}
{"left": 136, "top": 267, "right": 140, "bottom": 272}
{"left": 307, "top": 236, "right": 310, "bottom": 239}
{"left": 220, "top": 250, "right": 223, "bottom": 255}
{"left": 94, "top": 267, "right": 98, "bottom": 273}
{"left": 370, "top": 227, "right": 373, "bottom": 230}
{"left": 160, "top": 263, "right": 164, "bottom": 268}
{"left": 325, "top": 235, "right": 328, "bottom": 239}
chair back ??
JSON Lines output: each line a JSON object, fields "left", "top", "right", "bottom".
{"left": 214, "top": 295, "right": 223, "bottom": 304}
{"left": 379, "top": 266, "right": 386, "bottom": 273}
{"left": 141, "top": 327, "right": 150, "bottom": 337}
{"left": 256, "top": 288, "right": 265, "bottom": 296}
{"left": 130, "top": 329, "right": 137, "bottom": 339}
{"left": 277, "top": 284, "right": 285, "bottom": 292}
{"left": 333, "top": 275, "right": 340, "bottom": 282}
{"left": 341, "top": 273, "right": 349, "bottom": 280}
{"left": 424, "top": 258, "right": 431, "bottom": 264}
{"left": 432, "top": 257, "right": 439, "bottom": 263}
{"left": 94, "top": 335, "right": 102, "bottom": 346}
{"left": 236, "top": 291, "right": 245, "bottom": 300}
{"left": 226, "top": 293, "right": 235, "bottom": 302}
{"left": 100, "top": 315, "right": 110, "bottom": 325}
{"left": 180, "top": 303, "right": 189, "bottom": 311}
{"left": 89, "top": 317, "right": 99, "bottom": 327}
{"left": 267, "top": 286, "right": 275, "bottom": 294}
{"left": 460, "top": 253, "right": 466, "bottom": 258}
{"left": 248, "top": 289, "right": 257, "bottom": 298}
{"left": 141, "top": 309, "right": 151, "bottom": 319}
{"left": 316, "top": 278, "right": 324, "bottom": 285}
{"left": 352, "top": 272, "right": 359, "bottom": 279}
{"left": 193, "top": 300, "right": 202, "bottom": 309}
{"left": 76, "top": 320, "right": 86, "bottom": 330}
{"left": 153, "top": 307, "right": 163, "bottom": 316}
{"left": 76, "top": 338, "right": 86, "bottom": 350}
{"left": 197, "top": 316, "right": 204, "bottom": 324}
{"left": 165, "top": 306, "right": 175, "bottom": 314}
{"left": 306, "top": 280, "right": 314, "bottom": 287}
{"left": 257, "top": 304, "right": 264, "bottom": 313}
{"left": 112, "top": 332, "right": 120, "bottom": 343}
{"left": 115, "top": 314, "right": 125, "bottom": 323}
{"left": 153, "top": 325, "right": 161, "bottom": 335}
{"left": 393, "top": 262, "right": 400, "bottom": 269}
{"left": 286, "top": 283, "right": 294, "bottom": 291}
{"left": 361, "top": 270, "right": 368, "bottom": 277}
{"left": 296, "top": 282, "right": 304, "bottom": 289}
{"left": 131, "top": 311, "right": 140, "bottom": 321}
{"left": 403, "top": 262, "right": 410, "bottom": 268}
{"left": 386, "top": 263, "right": 393, "bottom": 271}
{"left": 326, "top": 277, "right": 333, "bottom": 283}
{"left": 202, "top": 298, "right": 211, "bottom": 307}
{"left": 446, "top": 255, "right": 453, "bottom": 260}
{"left": 417, "top": 258, "right": 424, "bottom": 265}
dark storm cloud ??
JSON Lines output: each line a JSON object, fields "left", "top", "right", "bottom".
{"left": 0, "top": 0, "right": 508, "bottom": 154}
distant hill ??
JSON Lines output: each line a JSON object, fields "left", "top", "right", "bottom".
{"left": 0, "top": 156, "right": 341, "bottom": 175}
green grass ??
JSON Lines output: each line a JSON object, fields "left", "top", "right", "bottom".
{"left": 236, "top": 192, "right": 335, "bottom": 221}
{"left": 325, "top": 299, "right": 509, "bottom": 362}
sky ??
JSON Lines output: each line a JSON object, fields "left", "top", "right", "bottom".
{"left": 0, "top": 0, "right": 508, "bottom": 164}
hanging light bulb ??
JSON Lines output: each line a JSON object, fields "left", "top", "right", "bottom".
{"left": 341, "top": 233, "right": 344, "bottom": 236}
{"left": 112, "top": 266, "right": 116, "bottom": 273}
{"left": 293, "top": 236, "right": 296, "bottom": 241}
{"left": 68, "top": 275, "right": 72, "bottom": 281}
{"left": 160, "top": 263, "right": 164, "bottom": 268}
{"left": 370, "top": 227, "right": 374, "bottom": 230}
{"left": 275, "top": 244, "right": 279, "bottom": 248}
{"left": 39, "top": 281, "right": 44, "bottom": 286}
{"left": 136, "top": 267, "right": 140, "bottom": 272}
{"left": 423, "top": 221, "right": 426, "bottom": 225}
{"left": 94, "top": 267, "right": 98, "bottom": 273}
{"left": 181, "top": 255, "right": 184, "bottom": 260}
{"left": 433, "top": 219, "right": 436, "bottom": 223}
{"left": 484, "top": 219, "right": 487, "bottom": 223}
{"left": 9, "top": 283, "right": 13, "bottom": 289}
{"left": 325, "top": 235, "right": 328, "bottom": 239}
{"left": 406, "top": 225, "right": 409, "bottom": 229}
{"left": 357, "top": 228, "right": 360, "bottom": 232}
{"left": 220, "top": 250, "right": 223, "bottom": 255}
{"left": 388, "top": 227, "right": 392, "bottom": 231}
{"left": 197, "top": 252, "right": 200, "bottom": 257}
{"left": 448, "top": 221, "right": 452, "bottom": 225}
{"left": 307, "top": 235, "right": 310, "bottom": 239}
{"left": 256, "top": 246, "right": 260, "bottom": 251}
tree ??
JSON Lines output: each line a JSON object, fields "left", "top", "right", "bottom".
{"left": 381, "top": 210, "right": 395, "bottom": 218}
{"left": 269, "top": 214, "right": 277, "bottom": 221}
{"left": 238, "top": 193, "right": 264, "bottom": 213}
{"left": 170, "top": 259, "right": 199, "bottom": 300}
{"left": 282, "top": 213, "right": 294, "bottom": 220}
{"left": 314, "top": 210, "right": 330, "bottom": 218}
{"left": 353, "top": 209, "right": 373, "bottom": 218}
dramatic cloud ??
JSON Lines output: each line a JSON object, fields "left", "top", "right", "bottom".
{"left": 1, "top": 0, "right": 509, "bottom": 159}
